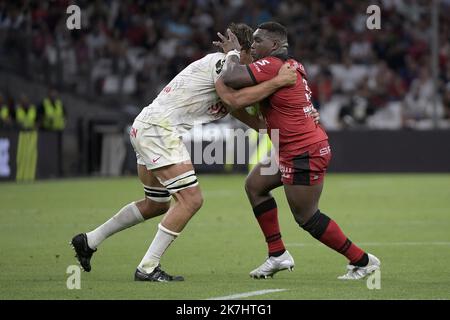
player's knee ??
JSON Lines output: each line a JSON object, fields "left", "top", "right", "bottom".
{"left": 293, "top": 207, "right": 318, "bottom": 227}
{"left": 162, "top": 170, "right": 202, "bottom": 213}
{"left": 293, "top": 213, "right": 307, "bottom": 226}
{"left": 178, "top": 187, "right": 204, "bottom": 213}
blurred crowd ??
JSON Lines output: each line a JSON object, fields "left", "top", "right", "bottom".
{"left": 0, "top": 0, "right": 449, "bottom": 130}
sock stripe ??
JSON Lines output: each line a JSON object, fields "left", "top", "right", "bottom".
{"left": 301, "top": 210, "right": 331, "bottom": 239}
{"left": 338, "top": 239, "right": 352, "bottom": 254}
{"left": 266, "top": 233, "right": 282, "bottom": 243}
{"left": 253, "top": 198, "right": 277, "bottom": 217}
{"left": 303, "top": 211, "right": 366, "bottom": 265}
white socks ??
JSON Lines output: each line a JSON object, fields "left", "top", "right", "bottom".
{"left": 85, "top": 203, "right": 180, "bottom": 274}
{"left": 138, "top": 223, "right": 180, "bottom": 274}
{"left": 86, "top": 202, "right": 144, "bottom": 249}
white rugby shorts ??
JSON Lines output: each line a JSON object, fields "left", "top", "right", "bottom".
{"left": 129, "top": 120, "right": 191, "bottom": 170}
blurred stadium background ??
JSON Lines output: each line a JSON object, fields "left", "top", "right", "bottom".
{"left": 1, "top": 0, "right": 450, "bottom": 178}
{"left": 0, "top": 0, "right": 449, "bottom": 300}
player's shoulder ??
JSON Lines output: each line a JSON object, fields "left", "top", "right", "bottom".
{"left": 288, "top": 58, "right": 307, "bottom": 77}
{"left": 192, "top": 52, "right": 225, "bottom": 66}
{"left": 250, "top": 56, "right": 282, "bottom": 74}
{"left": 206, "top": 51, "right": 226, "bottom": 59}
{"left": 203, "top": 52, "right": 226, "bottom": 75}
{"left": 204, "top": 52, "right": 226, "bottom": 64}
{"left": 252, "top": 56, "right": 283, "bottom": 67}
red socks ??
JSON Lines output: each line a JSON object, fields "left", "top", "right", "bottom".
{"left": 302, "top": 210, "right": 366, "bottom": 265}
{"left": 252, "top": 198, "right": 286, "bottom": 256}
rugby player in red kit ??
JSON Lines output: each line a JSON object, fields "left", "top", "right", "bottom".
{"left": 217, "top": 22, "right": 380, "bottom": 280}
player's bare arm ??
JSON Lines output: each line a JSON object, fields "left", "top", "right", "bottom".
{"left": 222, "top": 54, "right": 255, "bottom": 89}
{"left": 215, "top": 63, "right": 296, "bottom": 111}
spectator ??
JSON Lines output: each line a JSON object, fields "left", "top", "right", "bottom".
{"left": 443, "top": 83, "right": 450, "bottom": 121}
{"left": 15, "top": 94, "right": 37, "bottom": 130}
{"left": 0, "top": 93, "right": 14, "bottom": 129}
{"left": 0, "top": 0, "right": 448, "bottom": 130}
{"left": 404, "top": 67, "right": 438, "bottom": 127}
{"left": 38, "top": 88, "right": 66, "bottom": 131}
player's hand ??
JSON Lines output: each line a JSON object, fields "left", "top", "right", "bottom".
{"left": 277, "top": 63, "right": 297, "bottom": 86}
{"left": 311, "top": 106, "right": 320, "bottom": 124}
{"left": 213, "top": 28, "right": 241, "bottom": 54}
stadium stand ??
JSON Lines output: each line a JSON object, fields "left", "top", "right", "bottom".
{"left": 0, "top": 0, "right": 449, "bottom": 129}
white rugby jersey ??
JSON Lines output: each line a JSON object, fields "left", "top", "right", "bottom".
{"left": 135, "top": 52, "right": 228, "bottom": 133}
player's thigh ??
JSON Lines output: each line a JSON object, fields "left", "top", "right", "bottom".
{"left": 283, "top": 183, "right": 323, "bottom": 224}
{"left": 246, "top": 160, "right": 282, "bottom": 195}
{"left": 153, "top": 161, "right": 203, "bottom": 210}
{"left": 136, "top": 164, "right": 171, "bottom": 215}
{"left": 137, "top": 164, "right": 164, "bottom": 187}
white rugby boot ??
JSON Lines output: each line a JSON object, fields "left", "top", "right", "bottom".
{"left": 338, "top": 253, "right": 381, "bottom": 280}
{"left": 250, "top": 250, "right": 295, "bottom": 279}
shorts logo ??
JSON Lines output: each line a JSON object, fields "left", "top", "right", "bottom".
{"left": 152, "top": 156, "right": 161, "bottom": 163}
{"left": 319, "top": 146, "right": 331, "bottom": 156}
{"left": 279, "top": 163, "right": 292, "bottom": 179}
{"left": 130, "top": 127, "right": 138, "bottom": 138}
{"left": 282, "top": 173, "right": 292, "bottom": 179}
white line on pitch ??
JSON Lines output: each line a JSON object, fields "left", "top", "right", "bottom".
{"left": 207, "top": 289, "right": 287, "bottom": 300}
{"left": 286, "top": 241, "right": 450, "bottom": 247}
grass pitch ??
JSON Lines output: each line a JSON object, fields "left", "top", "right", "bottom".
{"left": 0, "top": 174, "right": 449, "bottom": 300}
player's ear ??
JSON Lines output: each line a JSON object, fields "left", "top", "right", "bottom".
{"left": 272, "top": 39, "right": 280, "bottom": 51}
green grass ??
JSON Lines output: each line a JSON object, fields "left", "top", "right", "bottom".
{"left": 0, "top": 174, "right": 449, "bottom": 300}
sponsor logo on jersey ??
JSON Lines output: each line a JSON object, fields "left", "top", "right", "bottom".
{"left": 130, "top": 127, "right": 138, "bottom": 138}
{"left": 207, "top": 101, "right": 228, "bottom": 117}
{"left": 303, "top": 105, "right": 314, "bottom": 117}
{"left": 215, "top": 59, "right": 225, "bottom": 74}
{"left": 256, "top": 59, "right": 270, "bottom": 66}
{"left": 252, "top": 59, "right": 270, "bottom": 73}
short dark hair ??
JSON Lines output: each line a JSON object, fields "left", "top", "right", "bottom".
{"left": 257, "top": 21, "right": 288, "bottom": 42}
{"left": 228, "top": 23, "right": 254, "bottom": 51}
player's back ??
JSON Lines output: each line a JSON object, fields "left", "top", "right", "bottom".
{"left": 136, "top": 52, "right": 228, "bottom": 133}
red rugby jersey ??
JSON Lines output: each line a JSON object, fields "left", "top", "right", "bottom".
{"left": 247, "top": 56, "right": 328, "bottom": 159}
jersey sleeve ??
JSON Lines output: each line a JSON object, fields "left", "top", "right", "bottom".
{"left": 212, "top": 54, "right": 226, "bottom": 83}
{"left": 247, "top": 57, "right": 281, "bottom": 84}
